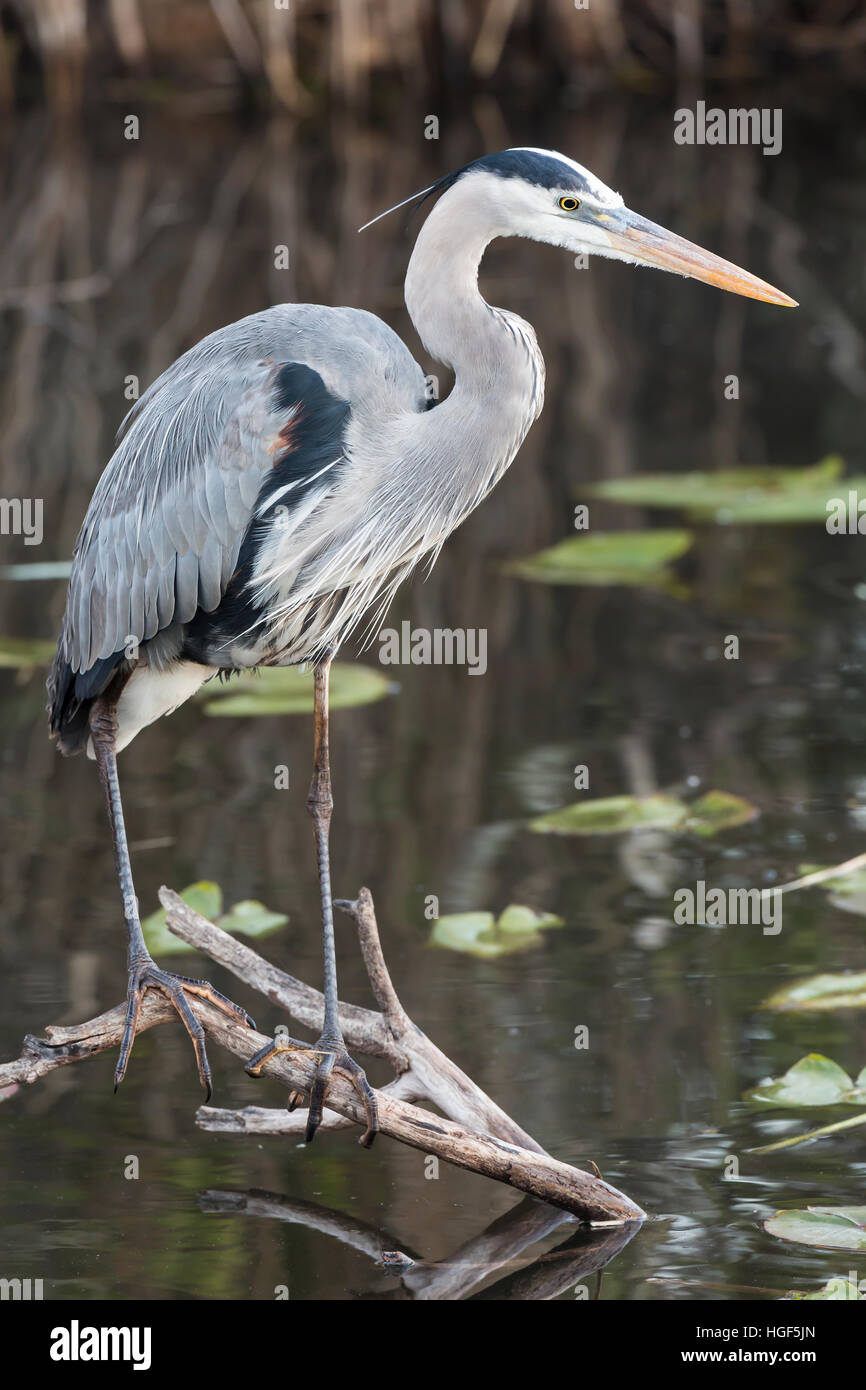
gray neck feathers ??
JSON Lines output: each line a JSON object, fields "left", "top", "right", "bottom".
{"left": 250, "top": 181, "right": 546, "bottom": 659}
{"left": 404, "top": 179, "right": 545, "bottom": 443}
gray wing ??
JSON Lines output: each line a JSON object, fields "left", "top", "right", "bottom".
{"left": 58, "top": 303, "right": 428, "bottom": 676}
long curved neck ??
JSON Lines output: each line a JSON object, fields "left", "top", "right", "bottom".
{"left": 404, "top": 182, "right": 544, "bottom": 415}
{"left": 405, "top": 193, "right": 495, "bottom": 378}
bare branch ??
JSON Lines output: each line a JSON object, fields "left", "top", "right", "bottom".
{"left": 163, "top": 887, "right": 547, "bottom": 1154}
{"left": 159, "top": 887, "right": 406, "bottom": 1068}
{"left": 0, "top": 887, "right": 647, "bottom": 1225}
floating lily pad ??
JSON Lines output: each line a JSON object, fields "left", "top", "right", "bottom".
{"left": 505, "top": 529, "right": 692, "bottom": 591}
{"left": 765, "top": 1207, "right": 866, "bottom": 1252}
{"left": 202, "top": 663, "right": 392, "bottom": 717}
{"left": 216, "top": 899, "right": 288, "bottom": 939}
{"left": 431, "top": 905, "right": 563, "bottom": 959}
{"left": 588, "top": 457, "right": 855, "bottom": 525}
{"left": 745, "top": 1054, "right": 865, "bottom": 1107}
{"left": 142, "top": 881, "right": 223, "bottom": 956}
{"left": 763, "top": 971, "right": 866, "bottom": 1012}
{"left": 530, "top": 793, "right": 686, "bottom": 837}
{"left": 495, "top": 905, "right": 563, "bottom": 935}
{"left": 0, "top": 636, "right": 56, "bottom": 668}
{"left": 790, "top": 1277, "right": 864, "bottom": 1300}
{"left": 143, "top": 882, "right": 289, "bottom": 954}
{"left": 529, "top": 788, "right": 756, "bottom": 838}
{"left": 684, "top": 790, "right": 758, "bottom": 836}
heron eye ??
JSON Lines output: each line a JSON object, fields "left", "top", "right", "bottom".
{"left": 559, "top": 196, "right": 580, "bottom": 212}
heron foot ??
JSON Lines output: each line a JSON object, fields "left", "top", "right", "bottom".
{"left": 245, "top": 1034, "right": 379, "bottom": 1147}
{"left": 297, "top": 1040, "right": 379, "bottom": 1148}
{"left": 116, "top": 956, "right": 256, "bottom": 1100}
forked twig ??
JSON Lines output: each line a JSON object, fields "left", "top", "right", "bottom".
{"left": 0, "top": 886, "right": 646, "bottom": 1225}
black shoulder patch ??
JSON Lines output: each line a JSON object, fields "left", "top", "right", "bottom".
{"left": 182, "top": 361, "right": 350, "bottom": 666}
{"left": 253, "top": 362, "right": 351, "bottom": 516}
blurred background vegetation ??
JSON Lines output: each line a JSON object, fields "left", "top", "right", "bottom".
{"left": 2, "top": 0, "right": 866, "bottom": 1299}
{"left": 2, "top": 0, "right": 866, "bottom": 115}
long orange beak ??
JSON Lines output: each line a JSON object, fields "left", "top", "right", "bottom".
{"left": 598, "top": 207, "right": 797, "bottom": 307}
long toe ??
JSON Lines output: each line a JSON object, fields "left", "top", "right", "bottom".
{"left": 115, "top": 958, "right": 255, "bottom": 1098}
{"left": 171, "top": 974, "right": 256, "bottom": 1031}
{"left": 304, "top": 1043, "right": 379, "bottom": 1148}
{"left": 334, "top": 1053, "right": 380, "bottom": 1148}
{"left": 304, "top": 1049, "right": 336, "bottom": 1143}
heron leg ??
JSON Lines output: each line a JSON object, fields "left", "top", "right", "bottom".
{"left": 89, "top": 693, "right": 255, "bottom": 1099}
{"left": 259, "top": 657, "right": 378, "bottom": 1147}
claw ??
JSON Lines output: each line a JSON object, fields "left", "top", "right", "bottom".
{"left": 245, "top": 1033, "right": 379, "bottom": 1146}
{"left": 305, "top": 1042, "right": 379, "bottom": 1147}
{"left": 244, "top": 1035, "right": 315, "bottom": 1079}
{"left": 116, "top": 957, "right": 255, "bottom": 1097}
{"left": 333, "top": 1055, "right": 380, "bottom": 1148}
{"left": 305, "top": 1048, "right": 336, "bottom": 1142}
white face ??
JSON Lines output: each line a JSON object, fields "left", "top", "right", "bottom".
{"left": 453, "top": 157, "right": 624, "bottom": 258}
{"left": 461, "top": 149, "right": 795, "bottom": 306}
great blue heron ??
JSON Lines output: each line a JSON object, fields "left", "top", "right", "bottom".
{"left": 47, "top": 147, "right": 794, "bottom": 1147}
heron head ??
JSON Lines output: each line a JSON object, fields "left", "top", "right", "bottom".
{"left": 371, "top": 147, "right": 796, "bottom": 308}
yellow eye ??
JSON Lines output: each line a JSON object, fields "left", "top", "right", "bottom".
{"left": 559, "top": 196, "right": 580, "bottom": 211}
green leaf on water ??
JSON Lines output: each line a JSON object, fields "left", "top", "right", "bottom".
{"left": 497, "top": 905, "right": 564, "bottom": 935}
{"left": 505, "top": 529, "right": 693, "bottom": 590}
{"left": 683, "top": 790, "right": 758, "bottom": 836}
{"left": 431, "top": 912, "right": 497, "bottom": 956}
{"left": 201, "top": 662, "right": 392, "bottom": 717}
{"left": 217, "top": 899, "right": 288, "bottom": 939}
{"left": 745, "top": 1053, "right": 860, "bottom": 1107}
{"left": 790, "top": 1277, "right": 864, "bottom": 1300}
{"left": 763, "top": 971, "right": 866, "bottom": 1012}
{"left": 529, "top": 788, "right": 755, "bottom": 838}
{"left": 142, "top": 881, "right": 224, "bottom": 957}
{"left": 431, "top": 904, "right": 564, "bottom": 959}
{"left": 530, "top": 793, "right": 686, "bottom": 837}
{"left": 0, "top": 636, "right": 57, "bottom": 668}
{"left": 143, "top": 883, "right": 288, "bottom": 954}
{"left": 765, "top": 1207, "right": 866, "bottom": 1252}
{"left": 587, "top": 457, "right": 851, "bottom": 525}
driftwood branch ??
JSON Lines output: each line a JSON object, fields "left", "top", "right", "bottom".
{"left": 171, "top": 886, "right": 545, "bottom": 1153}
{"left": 0, "top": 886, "right": 646, "bottom": 1225}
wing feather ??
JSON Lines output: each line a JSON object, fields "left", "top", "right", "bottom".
{"left": 53, "top": 303, "right": 428, "bottom": 693}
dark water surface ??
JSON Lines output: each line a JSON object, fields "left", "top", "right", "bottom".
{"left": 2, "top": 90, "right": 866, "bottom": 1300}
